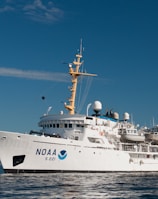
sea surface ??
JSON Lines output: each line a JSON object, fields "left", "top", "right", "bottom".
{"left": 0, "top": 167, "right": 158, "bottom": 199}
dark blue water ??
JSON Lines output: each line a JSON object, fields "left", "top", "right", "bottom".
{"left": 0, "top": 167, "right": 158, "bottom": 198}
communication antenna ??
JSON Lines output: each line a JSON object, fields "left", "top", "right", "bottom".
{"left": 80, "top": 38, "right": 83, "bottom": 56}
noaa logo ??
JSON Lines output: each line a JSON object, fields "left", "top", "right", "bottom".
{"left": 58, "top": 150, "right": 67, "bottom": 160}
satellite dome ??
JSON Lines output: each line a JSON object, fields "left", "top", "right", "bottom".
{"left": 123, "top": 112, "right": 130, "bottom": 121}
{"left": 113, "top": 112, "right": 119, "bottom": 120}
{"left": 93, "top": 101, "right": 102, "bottom": 113}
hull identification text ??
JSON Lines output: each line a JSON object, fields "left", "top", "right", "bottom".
{"left": 36, "top": 148, "right": 67, "bottom": 161}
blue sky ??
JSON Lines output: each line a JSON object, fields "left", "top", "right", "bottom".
{"left": 0, "top": 0, "right": 158, "bottom": 132}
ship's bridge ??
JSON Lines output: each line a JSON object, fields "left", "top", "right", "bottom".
{"left": 38, "top": 113, "right": 94, "bottom": 140}
{"left": 39, "top": 114, "right": 86, "bottom": 128}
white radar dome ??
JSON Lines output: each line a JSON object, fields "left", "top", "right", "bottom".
{"left": 93, "top": 101, "right": 102, "bottom": 112}
{"left": 123, "top": 112, "right": 130, "bottom": 121}
{"left": 113, "top": 112, "right": 119, "bottom": 120}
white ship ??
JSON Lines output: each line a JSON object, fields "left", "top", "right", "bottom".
{"left": 1, "top": 43, "right": 158, "bottom": 173}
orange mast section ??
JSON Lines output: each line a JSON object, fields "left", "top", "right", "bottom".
{"left": 65, "top": 42, "right": 97, "bottom": 115}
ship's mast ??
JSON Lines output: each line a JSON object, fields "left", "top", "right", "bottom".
{"left": 65, "top": 41, "right": 97, "bottom": 115}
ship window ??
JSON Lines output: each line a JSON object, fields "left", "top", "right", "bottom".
{"left": 57, "top": 124, "right": 59, "bottom": 128}
{"left": 86, "top": 116, "right": 93, "bottom": 120}
{"left": 50, "top": 124, "right": 52, "bottom": 128}
{"left": 69, "top": 124, "right": 72, "bottom": 128}
{"left": 64, "top": 123, "right": 68, "bottom": 128}
{"left": 76, "top": 124, "right": 84, "bottom": 128}
{"left": 53, "top": 124, "right": 55, "bottom": 128}
{"left": 59, "top": 123, "right": 64, "bottom": 128}
{"left": 75, "top": 136, "right": 79, "bottom": 140}
{"left": 88, "top": 137, "right": 104, "bottom": 144}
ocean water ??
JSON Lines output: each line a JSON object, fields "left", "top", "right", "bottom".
{"left": 0, "top": 167, "right": 158, "bottom": 199}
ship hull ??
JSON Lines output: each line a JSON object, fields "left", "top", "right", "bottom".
{"left": 1, "top": 131, "right": 158, "bottom": 173}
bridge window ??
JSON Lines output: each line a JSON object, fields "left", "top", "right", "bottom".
{"left": 69, "top": 124, "right": 72, "bottom": 128}
{"left": 64, "top": 123, "right": 68, "bottom": 128}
